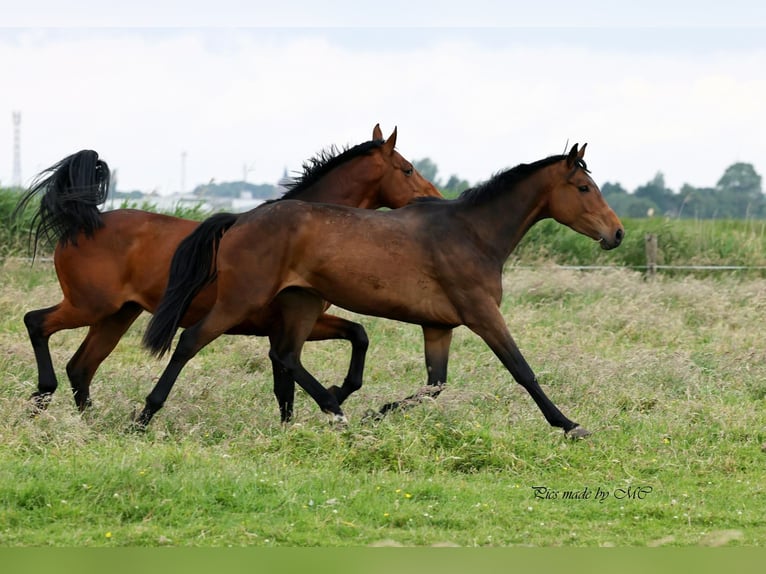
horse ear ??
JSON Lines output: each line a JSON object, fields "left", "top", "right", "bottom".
{"left": 578, "top": 143, "right": 587, "bottom": 160}
{"left": 383, "top": 126, "right": 398, "bottom": 155}
{"left": 566, "top": 143, "right": 580, "bottom": 168}
{"left": 372, "top": 123, "right": 383, "bottom": 141}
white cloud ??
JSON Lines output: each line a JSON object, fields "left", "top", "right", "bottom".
{"left": 2, "top": 26, "right": 766, "bottom": 194}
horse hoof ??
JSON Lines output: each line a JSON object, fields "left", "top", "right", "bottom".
{"left": 565, "top": 426, "right": 591, "bottom": 439}
{"left": 127, "top": 419, "right": 148, "bottom": 434}
{"left": 76, "top": 398, "right": 94, "bottom": 413}
{"left": 329, "top": 413, "right": 348, "bottom": 427}
{"left": 129, "top": 408, "right": 151, "bottom": 433}
{"left": 29, "top": 392, "right": 52, "bottom": 414}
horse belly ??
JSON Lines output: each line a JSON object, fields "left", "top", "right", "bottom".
{"left": 303, "top": 250, "right": 459, "bottom": 326}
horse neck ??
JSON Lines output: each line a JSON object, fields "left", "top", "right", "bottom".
{"left": 458, "top": 168, "right": 553, "bottom": 264}
{"left": 292, "top": 157, "right": 382, "bottom": 209}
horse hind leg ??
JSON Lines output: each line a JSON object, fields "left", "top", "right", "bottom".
{"left": 271, "top": 314, "right": 368, "bottom": 422}
{"left": 134, "top": 301, "right": 251, "bottom": 429}
{"left": 374, "top": 326, "right": 451, "bottom": 418}
{"left": 66, "top": 302, "right": 143, "bottom": 411}
{"left": 307, "top": 313, "right": 369, "bottom": 407}
{"left": 268, "top": 332, "right": 296, "bottom": 423}
{"left": 270, "top": 290, "right": 346, "bottom": 424}
{"left": 24, "top": 305, "right": 62, "bottom": 411}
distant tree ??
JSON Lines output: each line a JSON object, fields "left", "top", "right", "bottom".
{"left": 601, "top": 182, "right": 628, "bottom": 200}
{"left": 677, "top": 184, "right": 718, "bottom": 219}
{"left": 634, "top": 172, "right": 680, "bottom": 216}
{"left": 442, "top": 174, "right": 471, "bottom": 199}
{"left": 716, "top": 162, "right": 763, "bottom": 218}
{"left": 413, "top": 158, "right": 440, "bottom": 186}
{"left": 412, "top": 158, "right": 473, "bottom": 198}
{"left": 601, "top": 181, "right": 658, "bottom": 218}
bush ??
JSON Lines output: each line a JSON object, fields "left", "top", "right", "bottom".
{"left": 0, "top": 188, "right": 36, "bottom": 257}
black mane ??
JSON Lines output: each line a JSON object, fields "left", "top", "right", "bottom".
{"left": 456, "top": 154, "right": 588, "bottom": 206}
{"left": 279, "top": 139, "right": 385, "bottom": 200}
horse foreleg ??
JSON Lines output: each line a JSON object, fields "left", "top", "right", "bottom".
{"left": 66, "top": 303, "right": 142, "bottom": 411}
{"left": 374, "top": 326, "right": 452, "bottom": 418}
{"left": 307, "top": 314, "right": 369, "bottom": 407}
{"left": 467, "top": 305, "right": 586, "bottom": 437}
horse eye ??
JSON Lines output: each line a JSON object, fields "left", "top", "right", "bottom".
{"left": 577, "top": 184, "right": 589, "bottom": 193}
{"left": 403, "top": 167, "right": 413, "bottom": 176}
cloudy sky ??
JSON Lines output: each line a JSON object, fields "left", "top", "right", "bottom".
{"left": 2, "top": 1, "right": 766, "bottom": 195}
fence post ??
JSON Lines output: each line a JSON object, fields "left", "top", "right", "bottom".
{"left": 645, "top": 233, "right": 658, "bottom": 277}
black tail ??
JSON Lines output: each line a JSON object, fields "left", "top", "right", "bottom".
{"left": 12, "top": 150, "right": 110, "bottom": 259}
{"left": 143, "top": 212, "right": 240, "bottom": 358}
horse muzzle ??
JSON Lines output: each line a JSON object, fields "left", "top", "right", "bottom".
{"left": 599, "top": 227, "right": 624, "bottom": 250}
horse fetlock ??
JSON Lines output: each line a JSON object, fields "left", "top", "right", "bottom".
{"left": 361, "top": 408, "right": 384, "bottom": 424}
{"left": 327, "top": 384, "right": 351, "bottom": 405}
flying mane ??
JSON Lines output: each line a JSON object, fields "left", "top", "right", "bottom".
{"left": 279, "top": 139, "right": 386, "bottom": 200}
{"left": 455, "top": 154, "right": 589, "bottom": 207}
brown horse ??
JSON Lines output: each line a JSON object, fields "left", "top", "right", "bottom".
{"left": 15, "top": 124, "right": 440, "bottom": 418}
{"left": 143, "top": 144, "right": 624, "bottom": 437}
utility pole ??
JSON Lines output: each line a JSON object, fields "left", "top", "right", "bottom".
{"left": 180, "top": 150, "right": 187, "bottom": 194}
{"left": 12, "top": 111, "right": 21, "bottom": 187}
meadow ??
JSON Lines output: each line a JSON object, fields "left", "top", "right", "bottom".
{"left": 1, "top": 245, "right": 765, "bottom": 547}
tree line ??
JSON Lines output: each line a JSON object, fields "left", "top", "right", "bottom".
{"left": 2, "top": 159, "right": 763, "bottom": 224}
{"left": 594, "top": 162, "right": 762, "bottom": 219}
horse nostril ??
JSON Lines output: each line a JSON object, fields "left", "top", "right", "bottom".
{"left": 615, "top": 228, "right": 624, "bottom": 245}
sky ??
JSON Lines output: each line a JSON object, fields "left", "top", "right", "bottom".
{"left": 2, "top": 1, "right": 766, "bottom": 196}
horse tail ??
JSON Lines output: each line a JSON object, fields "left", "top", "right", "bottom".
{"left": 143, "top": 212, "right": 240, "bottom": 358}
{"left": 13, "top": 150, "right": 110, "bottom": 259}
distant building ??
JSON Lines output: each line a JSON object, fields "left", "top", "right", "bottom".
{"left": 231, "top": 191, "right": 266, "bottom": 212}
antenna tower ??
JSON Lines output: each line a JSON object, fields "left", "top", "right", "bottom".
{"left": 12, "top": 111, "right": 22, "bottom": 187}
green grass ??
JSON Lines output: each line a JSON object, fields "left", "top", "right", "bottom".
{"left": 515, "top": 217, "right": 766, "bottom": 271}
{"left": 1, "top": 259, "right": 765, "bottom": 546}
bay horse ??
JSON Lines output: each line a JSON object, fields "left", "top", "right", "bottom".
{"left": 142, "top": 143, "right": 624, "bottom": 437}
{"left": 14, "top": 124, "right": 440, "bottom": 418}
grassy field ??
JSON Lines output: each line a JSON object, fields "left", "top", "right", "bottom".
{"left": 1, "top": 257, "right": 765, "bottom": 547}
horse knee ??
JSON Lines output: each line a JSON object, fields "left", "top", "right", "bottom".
{"left": 348, "top": 323, "right": 369, "bottom": 350}
{"left": 24, "top": 310, "right": 47, "bottom": 340}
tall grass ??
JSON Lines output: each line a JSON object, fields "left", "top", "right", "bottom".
{"left": 1, "top": 259, "right": 764, "bottom": 546}
{"left": 515, "top": 218, "right": 766, "bottom": 270}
